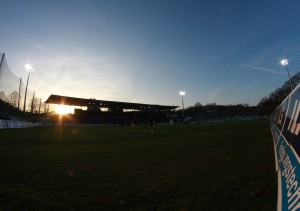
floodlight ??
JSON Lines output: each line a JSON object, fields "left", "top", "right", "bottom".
{"left": 281, "top": 59, "right": 288, "bottom": 66}
{"left": 280, "top": 58, "right": 293, "bottom": 91}
{"left": 24, "top": 63, "right": 33, "bottom": 72}
{"left": 179, "top": 91, "right": 185, "bottom": 118}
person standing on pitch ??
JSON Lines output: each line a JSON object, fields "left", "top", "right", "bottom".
{"left": 131, "top": 116, "right": 137, "bottom": 133}
{"left": 149, "top": 116, "right": 155, "bottom": 134}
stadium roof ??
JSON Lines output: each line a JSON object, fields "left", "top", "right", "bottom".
{"left": 45, "top": 94, "right": 179, "bottom": 111}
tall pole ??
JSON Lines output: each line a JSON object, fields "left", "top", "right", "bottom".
{"left": 23, "top": 71, "right": 31, "bottom": 112}
{"left": 0, "top": 54, "right": 4, "bottom": 87}
{"left": 281, "top": 59, "right": 293, "bottom": 92}
{"left": 38, "top": 98, "right": 41, "bottom": 114}
{"left": 0, "top": 53, "right": 4, "bottom": 70}
{"left": 23, "top": 64, "right": 33, "bottom": 112}
{"left": 18, "top": 77, "right": 22, "bottom": 110}
{"left": 31, "top": 90, "right": 35, "bottom": 113}
{"left": 179, "top": 91, "right": 185, "bottom": 118}
{"left": 285, "top": 65, "right": 293, "bottom": 91}
{"left": 182, "top": 95, "right": 184, "bottom": 118}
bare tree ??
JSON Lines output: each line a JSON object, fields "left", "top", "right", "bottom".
{"left": 194, "top": 102, "right": 202, "bottom": 107}
{"left": 28, "top": 98, "right": 39, "bottom": 113}
{"left": 0, "top": 91, "right": 6, "bottom": 101}
{"left": 42, "top": 103, "right": 50, "bottom": 113}
{"left": 38, "top": 98, "right": 42, "bottom": 114}
{"left": 206, "top": 103, "right": 216, "bottom": 106}
{"left": 8, "top": 91, "right": 19, "bottom": 107}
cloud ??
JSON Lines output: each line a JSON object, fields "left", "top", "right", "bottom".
{"left": 33, "top": 45, "right": 44, "bottom": 50}
{"left": 245, "top": 44, "right": 283, "bottom": 64}
{"left": 251, "top": 66, "right": 285, "bottom": 75}
{"left": 236, "top": 43, "right": 289, "bottom": 75}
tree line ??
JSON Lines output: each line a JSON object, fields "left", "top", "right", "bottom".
{"left": 0, "top": 90, "right": 49, "bottom": 114}
{"left": 258, "top": 72, "right": 300, "bottom": 115}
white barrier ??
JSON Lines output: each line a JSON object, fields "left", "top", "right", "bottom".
{"left": 0, "top": 119, "right": 41, "bottom": 129}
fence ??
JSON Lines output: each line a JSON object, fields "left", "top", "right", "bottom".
{"left": 0, "top": 53, "right": 44, "bottom": 113}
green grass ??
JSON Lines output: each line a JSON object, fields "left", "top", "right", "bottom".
{"left": 0, "top": 120, "right": 276, "bottom": 210}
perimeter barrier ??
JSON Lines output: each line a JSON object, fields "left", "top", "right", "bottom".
{"left": 270, "top": 84, "right": 300, "bottom": 211}
{"left": 0, "top": 119, "right": 40, "bottom": 129}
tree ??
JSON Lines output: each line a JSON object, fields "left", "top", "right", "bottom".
{"left": 0, "top": 91, "right": 6, "bottom": 101}
{"left": 206, "top": 103, "right": 216, "bottom": 106}
{"left": 28, "top": 97, "right": 39, "bottom": 113}
{"left": 8, "top": 91, "right": 19, "bottom": 107}
{"left": 42, "top": 103, "right": 50, "bottom": 113}
{"left": 258, "top": 72, "right": 300, "bottom": 108}
{"left": 258, "top": 97, "right": 268, "bottom": 107}
{"left": 194, "top": 102, "right": 202, "bottom": 107}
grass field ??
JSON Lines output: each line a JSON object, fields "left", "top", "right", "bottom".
{"left": 0, "top": 120, "right": 276, "bottom": 210}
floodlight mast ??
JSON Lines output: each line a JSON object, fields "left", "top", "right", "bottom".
{"left": 23, "top": 64, "right": 33, "bottom": 112}
{"left": 281, "top": 59, "right": 293, "bottom": 91}
{"left": 179, "top": 91, "right": 185, "bottom": 118}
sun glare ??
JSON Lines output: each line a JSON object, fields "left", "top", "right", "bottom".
{"left": 55, "top": 105, "right": 71, "bottom": 115}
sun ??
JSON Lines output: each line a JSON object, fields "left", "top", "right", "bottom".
{"left": 55, "top": 105, "right": 71, "bottom": 115}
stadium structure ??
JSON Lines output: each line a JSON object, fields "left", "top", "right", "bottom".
{"left": 1, "top": 52, "right": 261, "bottom": 126}
{"left": 0, "top": 52, "right": 179, "bottom": 125}
{"left": 45, "top": 95, "right": 179, "bottom": 125}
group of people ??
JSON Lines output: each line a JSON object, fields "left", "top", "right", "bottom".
{"left": 131, "top": 116, "right": 156, "bottom": 134}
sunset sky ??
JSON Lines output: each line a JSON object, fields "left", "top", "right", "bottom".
{"left": 1, "top": 0, "right": 300, "bottom": 108}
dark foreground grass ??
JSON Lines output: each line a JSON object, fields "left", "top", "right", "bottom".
{"left": 0, "top": 120, "right": 276, "bottom": 210}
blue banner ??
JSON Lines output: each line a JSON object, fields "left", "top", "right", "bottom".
{"left": 270, "top": 85, "right": 300, "bottom": 211}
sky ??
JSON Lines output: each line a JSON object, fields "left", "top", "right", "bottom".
{"left": 1, "top": 0, "right": 300, "bottom": 108}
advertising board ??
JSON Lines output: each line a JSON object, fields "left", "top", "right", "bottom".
{"left": 270, "top": 85, "right": 300, "bottom": 211}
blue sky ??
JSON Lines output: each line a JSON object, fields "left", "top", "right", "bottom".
{"left": 1, "top": 0, "right": 300, "bottom": 107}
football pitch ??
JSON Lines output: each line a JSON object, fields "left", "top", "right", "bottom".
{"left": 0, "top": 120, "right": 276, "bottom": 210}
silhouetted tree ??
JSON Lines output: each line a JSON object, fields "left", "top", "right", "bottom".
{"left": 42, "top": 103, "right": 50, "bottom": 113}
{"left": 0, "top": 91, "right": 6, "bottom": 101}
{"left": 29, "top": 98, "right": 39, "bottom": 113}
{"left": 194, "top": 102, "right": 202, "bottom": 107}
{"left": 8, "top": 91, "right": 19, "bottom": 107}
{"left": 258, "top": 72, "right": 300, "bottom": 115}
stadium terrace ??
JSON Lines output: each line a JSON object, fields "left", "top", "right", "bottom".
{"left": 45, "top": 94, "right": 178, "bottom": 111}
{"left": 45, "top": 94, "right": 179, "bottom": 125}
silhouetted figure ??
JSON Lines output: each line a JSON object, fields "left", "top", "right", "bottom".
{"left": 131, "top": 116, "right": 137, "bottom": 133}
{"left": 149, "top": 116, "right": 155, "bottom": 134}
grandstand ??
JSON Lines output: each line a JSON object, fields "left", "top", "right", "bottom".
{"left": 45, "top": 94, "right": 179, "bottom": 125}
